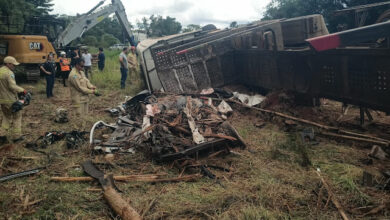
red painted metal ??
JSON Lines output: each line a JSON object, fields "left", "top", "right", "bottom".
{"left": 307, "top": 34, "right": 341, "bottom": 51}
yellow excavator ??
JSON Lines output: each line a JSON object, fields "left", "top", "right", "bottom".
{"left": 0, "top": 0, "right": 135, "bottom": 81}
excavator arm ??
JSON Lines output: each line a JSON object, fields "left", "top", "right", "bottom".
{"left": 55, "top": 0, "right": 135, "bottom": 48}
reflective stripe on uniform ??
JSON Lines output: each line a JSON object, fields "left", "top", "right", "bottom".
{"left": 60, "top": 58, "right": 71, "bottom": 71}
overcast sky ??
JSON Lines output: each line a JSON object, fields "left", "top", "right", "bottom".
{"left": 51, "top": 0, "right": 271, "bottom": 28}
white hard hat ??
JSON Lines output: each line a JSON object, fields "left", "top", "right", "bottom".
{"left": 60, "top": 51, "right": 66, "bottom": 55}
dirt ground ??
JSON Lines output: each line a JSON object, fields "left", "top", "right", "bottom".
{"left": 1, "top": 80, "right": 390, "bottom": 219}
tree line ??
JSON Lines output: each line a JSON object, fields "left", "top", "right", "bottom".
{"left": 263, "top": 0, "right": 390, "bottom": 32}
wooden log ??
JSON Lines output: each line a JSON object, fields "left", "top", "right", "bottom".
{"left": 81, "top": 160, "right": 141, "bottom": 220}
{"left": 319, "top": 131, "right": 389, "bottom": 146}
{"left": 103, "top": 186, "right": 142, "bottom": 220}
{"left": 361, "top": 203, "right": 388, "bottom": 217}
{"left": 316, "top": 171, "right": 350, "bottom": 220}
{"left": 7, "top": 156, "right": 40, "bottom": 160}
{"left": 50, "top": 175, "right": 160, "bottom": 182}
{"left": 50, "top": 174, "right": 202, "bottom": 183}
{"left": 221, "top": 121, "right": 247, "bottom": 148}
{"left": 337, "top": 130, "right": 389, "bottom": 143}
{"left": 144, "top": 174, "right": 202, "bottom": 182}
{"left": 203, "top": 133, "right": 237, "bottom": 141}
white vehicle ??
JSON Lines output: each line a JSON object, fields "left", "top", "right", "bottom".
{"left": 109, "top": 44, "right": 128, "bottom": 50}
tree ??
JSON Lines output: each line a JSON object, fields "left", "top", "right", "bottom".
{"left": 0, "top": 0, "right": 33, "bottom": 33}
{"left": 229, "top": 21, "right": 238, "bottom": 28}
{"left": 136, "top": 18, "right": 149, "bottom": 32}
{"left": 82, "top": 16, "right": 133, "bottom": 45}
{"left": 143, "top": 15, "right": 182, "bottom": 37}
{"left": 26, "top": 0, "right": 54, "bottom": 15}
{"left": 100, "top": 33, "right": 119, "bottom": 48}
{"left": 183, "top": 24, "right": 201, "bottom": 33}
{"left": 82, "top": 35, "right": 98, "bottom": 47}
{"left": 263, "top": 0, "right": 390, "bottom": 32}
{"left": 0, "top": 0, "right": 56, "bottom": 34}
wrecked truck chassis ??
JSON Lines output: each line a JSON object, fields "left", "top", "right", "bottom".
{"left": 138, "top": 15, "right": 390, "bottom": 113}
{"left": 235, "top": 48, "right": 390, "bottom": 112}
{"left": 148, "top": 46, "right": 390, "bottom": 113}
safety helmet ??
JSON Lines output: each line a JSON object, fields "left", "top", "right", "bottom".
{"left": 4, "top": 56, "right": 20, "bottom": 65}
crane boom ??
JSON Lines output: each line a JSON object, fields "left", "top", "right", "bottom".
{"left": 55, "top": 0, "right": 135, "bottom": 48}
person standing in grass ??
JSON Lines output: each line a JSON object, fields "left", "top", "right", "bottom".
{"left": 127, "top": 46, "right": 138, "bottom": 81}
{"left": 119, "top": 47, "right": 131, "bottom": 89}
{"left": 68, "top": 58, "right": 100, "bottom": 116}
{"left": 82, "top": 49, "right": 92, "bottom": 78}
{"left": 98, "top": 47, "right": 105, "bottom": 71}
{"left": 40, "top": 53, "right": 56, "bottom": 98}
{"left": 59, "top": 51, "right": 71, "bottom": 87}
{"left": 70, "top": 48, "right": 80, "bottom": 68}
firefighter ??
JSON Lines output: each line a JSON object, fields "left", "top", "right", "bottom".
{"left": 59, "top": 51, "right": 71, "bottom": 87}
{"left": 68, "top": 58, "right": 100, "bottom": 116}
{"left": 0, "top": 56, "right": 27, "bottom": 142}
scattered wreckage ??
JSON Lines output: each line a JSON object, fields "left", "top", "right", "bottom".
{"left": 91, "top": 89, "right": 246, "bottom": 162}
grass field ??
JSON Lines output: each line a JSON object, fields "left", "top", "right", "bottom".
{"left": 0, "top": 51, "right": 389, "bottom": 219}
{"left": 89, "top": 48, "right": 144, "bottom": 92}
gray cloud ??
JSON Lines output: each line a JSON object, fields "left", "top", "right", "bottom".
{"left": 51, "top": 0, "right": 269, "bottom": 29}
{"left": 137, "top": 0, "right": 193, "bottom": 16}
{"left": 184, "top": 8, "right": 254, "bottom": 27}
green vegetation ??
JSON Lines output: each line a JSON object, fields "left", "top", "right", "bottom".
{"left": 263, "top": 0, "right": 390, "bottom": 32}
{"left": 79, "top": 18, "right": 129, "bottom": 47}
{"left": 89, "top": 48, "right": 144, "bottom": 92}
{"left": 183, "top": 24, "right": 201, "bottom": 33}
{"left": 136, "top": 15, "right": 182, "bottom": 37}
{"left": 0, "top": 0, "right": 184, "bottom": 48}
{"left": 230, "top": 21, "right": 238, "bottom": 28}
{"left": 0, "top": 0, "right": 54, "bottom": 34}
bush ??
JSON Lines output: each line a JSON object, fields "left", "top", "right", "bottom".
{"left": 81, "top": 36, "right": 98, "bottom": 47}
{"left": 100, "top": 34, "right": 119, "bottom": 48}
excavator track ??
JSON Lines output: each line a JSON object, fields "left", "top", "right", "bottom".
{"left": 15, "top": 64, "right": 41, "bottom": 82}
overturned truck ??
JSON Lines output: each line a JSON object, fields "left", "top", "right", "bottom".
{"left": 138, "top": 14, "right": 390, "bottom": 113}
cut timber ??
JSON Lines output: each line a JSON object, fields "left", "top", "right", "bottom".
{"left": 361, "top": 203, "right": 388, "bottom": 217}
{"left": 50, "top": 175, "right": 159, "bottom": 182}
{"left": 320, "top": 132, "right": 389, "bottom": 146}
{"left": 143, "top": 174, "right": 202, "bottom": 182}
{"left": 103, "top": 185, "right": 142, "bottom": 220}
{"left": 50, "top": 174, "right": 201, "bottom": 183}
{"left": 203, "top": 133, "right": 237, "bottom": 141}
{"left": 81, "top": 161, "right": 142, "bottom": 220}
{"left": 221, "top": 121, "right": 247, "bottom": 148}
{"left": 316, "top": 171, "right": 350, "bottom": 220}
